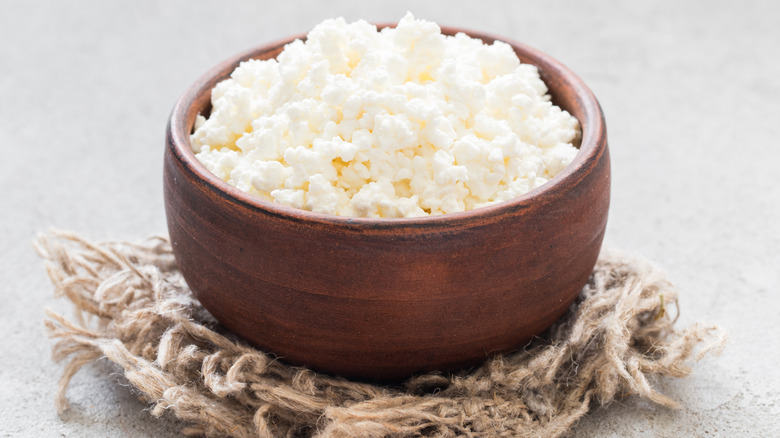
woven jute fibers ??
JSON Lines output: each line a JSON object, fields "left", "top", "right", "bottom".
{"left": 37, "top": 230, "right": 725, "bottom": 437}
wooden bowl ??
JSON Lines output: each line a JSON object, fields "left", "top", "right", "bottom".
{"left": 164, "top": 27, "right": 610, "bottom": 380}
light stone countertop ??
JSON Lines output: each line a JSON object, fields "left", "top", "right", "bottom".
{"left": 2, "top": 1, "right": 778, "bottom": 436}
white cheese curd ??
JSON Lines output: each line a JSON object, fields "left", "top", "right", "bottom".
{"left": 191, "top": 13, "right": 580, "bottom": 218}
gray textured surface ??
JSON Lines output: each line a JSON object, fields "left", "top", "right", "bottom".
{"left": 1, "top": 1, "right": 778, "bottom": 436}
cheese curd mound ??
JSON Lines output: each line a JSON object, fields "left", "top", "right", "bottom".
{"left": 191, "top": 13, "right": 580, "bottom": 218}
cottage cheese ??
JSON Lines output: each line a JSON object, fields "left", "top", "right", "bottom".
{"left": 191, "top": 13, "right": 580, "bottom": 218}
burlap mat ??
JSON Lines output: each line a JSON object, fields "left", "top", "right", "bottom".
{"left": 37, "top": 230, "right": 725, "bottom": 437}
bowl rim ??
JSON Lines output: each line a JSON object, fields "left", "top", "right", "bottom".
{"left": 167, "top": 24, "right": 607, "bottom": 231}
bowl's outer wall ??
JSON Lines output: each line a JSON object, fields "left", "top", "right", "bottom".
{"left": 164, "top": 28, "right": 610, "bottom": 379}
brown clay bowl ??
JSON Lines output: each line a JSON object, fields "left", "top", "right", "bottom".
{"left": 164, "top": 26, "right": 610, "bottom": 380}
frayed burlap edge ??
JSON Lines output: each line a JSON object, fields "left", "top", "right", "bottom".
{"left": 36, "top": 229, "right": 725, "bottom": 437}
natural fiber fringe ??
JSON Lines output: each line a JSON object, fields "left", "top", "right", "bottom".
{"left": 36, "top": 230, "right": 725, "bottom": 437}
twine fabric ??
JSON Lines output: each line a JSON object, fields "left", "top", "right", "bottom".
{"left": 37, "top": 230, "right": 725, "bottom": 437}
